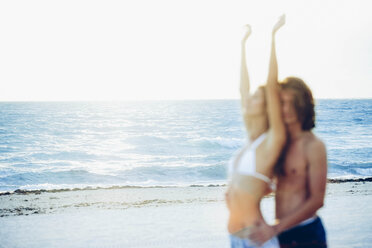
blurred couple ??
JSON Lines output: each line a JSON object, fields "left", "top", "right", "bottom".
{"left": 226, "top": 15, "right": 328, "bottom": 248}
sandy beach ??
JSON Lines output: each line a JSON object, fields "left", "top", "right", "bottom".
{"left": 0, "top": 180, "right": 371, "bottom": 248}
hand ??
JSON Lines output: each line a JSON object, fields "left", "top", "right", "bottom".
{"left": 248, "top": 221, "right": 277, "bottom": 245}
{"left": 272, "top": 14, "right": 285, "bottom": 34}
{"left": 242, "top": 24, "right": 252, "bottom": 43}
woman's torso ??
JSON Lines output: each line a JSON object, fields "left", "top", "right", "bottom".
{"left": 226, "top": 133, "right": 275, "bottom": 233}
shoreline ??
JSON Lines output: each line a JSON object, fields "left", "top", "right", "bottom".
{"left": 1, "top": 176, "right": 371, "bottom": 196}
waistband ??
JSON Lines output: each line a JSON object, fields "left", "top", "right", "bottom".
{"left": 297, "top": 216, "right": 318, "bottom": 227}
{"left": 231, "top": 226, "right": 253, "bottom": 239}
{"left": 283, "top": 216, "right": 319, "bottom": 233}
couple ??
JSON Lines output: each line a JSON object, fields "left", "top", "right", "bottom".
{"left": 226, "top": 15, "right": 328, "bottom": 248}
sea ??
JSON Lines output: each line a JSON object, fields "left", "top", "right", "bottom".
{"left": 0, "top": 99, "right": 371, "bottom": 193}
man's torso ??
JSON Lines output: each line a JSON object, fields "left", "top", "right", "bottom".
{"left": 276, "top": 132, "right": 314, "bottom": 219}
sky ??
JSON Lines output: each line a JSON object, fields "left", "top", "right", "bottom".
{"left": 0, "top": 0, "right": 371, "bottom": 101}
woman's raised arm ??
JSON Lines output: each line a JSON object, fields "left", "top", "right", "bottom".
{"left": 240, "top": 25, "right": 252, "bottom": 108}
{"left": 266, "top": 15, "right": 286, "bottom": 144}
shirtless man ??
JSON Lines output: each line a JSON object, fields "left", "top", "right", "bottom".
{"left": 249, "top": 77, "right": 328, "bottom": 247}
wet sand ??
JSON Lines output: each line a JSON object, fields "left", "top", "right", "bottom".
{"left": 0, "top": 180, "right": 371, "bottom": 247}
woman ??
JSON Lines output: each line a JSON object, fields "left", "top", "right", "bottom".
{"left": 226, "top": 15, "right": 286, "bottom": 248}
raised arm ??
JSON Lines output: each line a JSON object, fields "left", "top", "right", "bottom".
{"left": 240, "top": 25, "right": 252, "bottom": 108}
{"left": 266, "top": 15, "right": 286, "bottom": 145}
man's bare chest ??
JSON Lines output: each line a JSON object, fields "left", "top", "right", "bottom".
{"left": 284, "top": 144, "right": 308, "bottom": 178}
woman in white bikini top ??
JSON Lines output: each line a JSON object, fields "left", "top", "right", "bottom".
{"left": 228, "top": 132, "right": 276, "bottom": 191}
{"left": 225, "top": 15, "right": 286, "bottom": 248}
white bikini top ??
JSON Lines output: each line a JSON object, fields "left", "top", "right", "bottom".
{"left": 228, "top": 133, "right": 276, "bottom": 190}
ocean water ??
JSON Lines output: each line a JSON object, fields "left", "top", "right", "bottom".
{"left": 0, "top": 99, "right": 371, "bottom": 192}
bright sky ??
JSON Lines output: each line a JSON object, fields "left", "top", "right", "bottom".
{"left": 0, "top": 0, "right": 371, "bottom": 101}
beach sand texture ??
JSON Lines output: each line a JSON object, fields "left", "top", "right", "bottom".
{"left": 0, "top": 181, "right": 371, "bottom": 248}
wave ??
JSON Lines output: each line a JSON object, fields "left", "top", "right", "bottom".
{"left": 1, "top": 176, "right": 371, "bottom": 196}
{"left": 1, "top": 159, "right": 371, "bottom": 193}
{"left": 328, "top": 162, "right": 372, "bottom": 178}
{"left": 0, "top": 183, "right": 227, "bottom": 196}
{"left": 0, "top": 169, "right": 121, "bottom": 190}
{"left": 125, "top": 135, "right": 244, "bottom": 150}
{"left": 192, "top": 136, "right": 243, "bottom": 149}
{"left": 0, "top": 164, "right": 228, "bottom": 193}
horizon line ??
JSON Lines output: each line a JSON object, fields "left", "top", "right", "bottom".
{"left": 0, "top": 97, "right": 371, "bottom": 102}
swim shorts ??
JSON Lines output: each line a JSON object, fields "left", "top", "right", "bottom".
{"left": 278, "top": 216, "right": 327, "bottom": 247}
